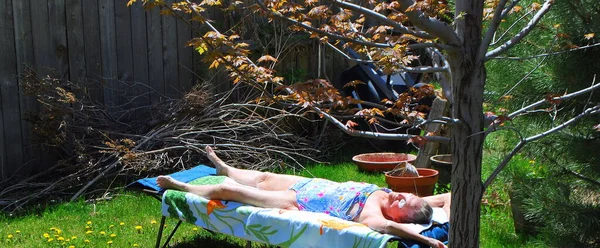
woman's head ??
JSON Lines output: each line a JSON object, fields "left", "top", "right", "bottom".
{"left": 384, "top": 192, "right": 433, "bottom": 224}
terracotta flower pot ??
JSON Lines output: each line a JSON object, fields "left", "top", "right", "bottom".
{"left": 384, "top": 168, "right": 439, "bottom": 196}
{"left": 430, "top": 154, "right": 452, "bottom": 185}
{"left": 352, "top": 153, "right": 417, "bottom": 172}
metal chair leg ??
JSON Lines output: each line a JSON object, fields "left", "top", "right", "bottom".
{"left": 155, "top": 216, "right": 167, "bottom": 248}
{"left": 155, "top": 216, "right": 183, "bottom": 248}
{"left": 161, "top": 220, "right": 182, "bottom": 248}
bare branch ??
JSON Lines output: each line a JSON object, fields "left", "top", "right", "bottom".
{"left": 491, "top": 9, "right": 535, "bottom": 46}
{"left": 508, "top": 81, "right": 600, "bottom": 119}
{"left": 395, "top": 0, "right": 460, "bottom": 46}
{"left": 484, "top": 104, "right": 600, "bottom": 189}
{"left": 499, "top": 0, "right": 522, "bottom": 20}
{"left": 485, "top": 0, "right": 554, "bottom": 60}
{"left": 312, "top": 106, "right": 451, "bottom": 143}
{"left": 330, "top": 0, "right": 434, "bottom": 39}
{"left": 479, "top": 0, "right": 509, "bottom": 61}
{"left": 489, "top": 42, "right": 600, "bottom": 60}
{"left": 254, "top": 0, "right": 393, "bottom": 48}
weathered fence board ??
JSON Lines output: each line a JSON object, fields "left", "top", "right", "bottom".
{"left": 81, "top": 0, "right": 104, "bottom": 103}
{"left": 162, "top": 4, "right": 180, "bottom": 99}
{"left": 0, "top": 0, "right": 348, "bottom": 181}
{"left": 130, "top": 3, "right": 151, "bottom": 122}
{"left": 146, "top": 6, "right": 165, "bottom": 103}
{"left": 99, "top": 0, "right": 120, "bottom": 110}
{"left": 66, "top": 0, "right": 87, "bottom": 83}
{"left": 0, "top": 0, "right": 17, "bottom": 179}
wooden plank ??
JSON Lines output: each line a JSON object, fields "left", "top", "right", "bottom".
{"left": 99, "top": 0, "right": 119, "bottom": 110}
{"left": 81, "top": 0, "right": 103, "bottom": 103}
{"left": 415, "top": 97, "right": 449, "bottom": 168}
{"left": 1, "top": 0, "right": 24, "bottom": 179}
{"left": 129, "top": 2, "right": 151, "bottom": 123}
{"left": 147, "top": 6, "right": 164, "bottom": 103}
{"left": 177, "top": 12, "right": 193, "bottom": 94}
{"left": 162, "top": 1, "right": 180, "bottom": 99}
{"left": 114, "top": 0, "right": 135, "bottom": 122}
{"left": 41, "top": 0, "right": 69, "bottom": 170}
{"left": 15, "top": 0, "right": 39, "bottom": 175}
{"left": 48, "top": 0, "right": 69, "bottom": 79}
{"left": 65, "top": 0, "right": 86, "bottom": 83}
{"left": 30, "top": 0, "right": 52, "bottom": 76}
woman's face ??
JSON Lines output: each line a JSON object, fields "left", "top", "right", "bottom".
{"left": 385, "top": 192, "right": 422, "bottom": 222}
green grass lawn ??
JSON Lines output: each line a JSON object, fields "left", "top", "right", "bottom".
{"left": 0, "top": 161, "right": 546, "bottom": 247}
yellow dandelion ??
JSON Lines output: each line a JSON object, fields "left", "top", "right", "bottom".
{"left": 119, "top": 222, "right": 125, "bottom": 226}
{"left": 56, "top": 229, "right": 62, "bottom": 234}
{"left": 85, "top": 225, "right": 91, "bottom": 229}
{"left": 43, "top": 233, "right": 51, "bottom": 238}
{"left": 15, "top": 230, "right": 21, "bottom": 234}
{"left": 48, "top": 238, "right": 54, "bottom": 242}
{"left": 151, "top": 220, "right": 157, "bottom": 225}
{"left": 86, "top": 230, "right": 93, "bottom": 234}
{"left": 133, "top": 244, "right": 139, "bottom": 247}
{"left": 84, "top": 239, "right": 90, "bottom": 243}
{"left": 192, "top": 227, "right": 198, "bottom": 231}
{"left": 110, "top": 234, "right": 116, "bottom": 238}
{"left": 135, "top": 225, "right": 142, "bottom": 230}
{"left": 57, "top": 236, "right": 65, "bottom": 241}
{"left": 66, "top": 238, "right": 71, "bottom": 242}
{"left": 50, "top": 227, "right": 57, "bottom": 231}
{"left": 7, "top": 234, "right": 13, "bottom": 239}
{"left": 109, "top": 224, "right": 115, "bottom": 228}
{"left": 86, "top": 221, "right": 92, "bottom": 225}
{"left": 100, "top": 231, "right": 106, "bottom": 235}
{"left": 529, "top": 160, "right": 535, "bottom": 164}
{"left": 69, "top": 246, "right": 75, "bottom": 248}
{"left": 71, "top": 236, "right": 77, "bottom": 240}
{"left": 107, "top": 240, "right": 113, "bottom": 245}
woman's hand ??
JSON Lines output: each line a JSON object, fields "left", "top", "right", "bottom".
{"left": 426, "top": 237, "right": 447, "bottom": 248}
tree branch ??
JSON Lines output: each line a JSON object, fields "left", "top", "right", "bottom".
{"left": 395, "top": 0, "right": 460, "bottom": 46}
{"left": 330, "top": 0, "right": 434, "bottom": 39}
{"left": 489, "top": 42, "right": 600, "bottom": 60}
{"left": 491, "top": 9, "right": 535, "bottom": 46}
{"left": 484, "top": 104, "right": 600, "bottom": 189}
{"left": 485, "top": 0, "right": 554, "bottom": 60}
{"left": 479, "top": 0, "right": 509, "bottom": 61}
{"left": 508, "top": 81, "right": 600, "bottom": 119}
{"left": 311, "top": 106, "right": 451, "bottom": 143}
{"left": 255, "top": 0, "right": 393, "bottom": 48}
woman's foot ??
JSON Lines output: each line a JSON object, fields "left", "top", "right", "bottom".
{"left": 206, "top": 146, "right": 230, "bottom": 175}
{"left": 156, "top": 176, "right": 188, "bottom": 191}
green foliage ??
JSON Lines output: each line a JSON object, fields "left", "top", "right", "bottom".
{"left": 485, "top": 1, "right": 600, "bottom": 246}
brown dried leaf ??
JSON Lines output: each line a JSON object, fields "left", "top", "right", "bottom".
{"left": 345, "top": 120, "right": 359, "bottom": 130}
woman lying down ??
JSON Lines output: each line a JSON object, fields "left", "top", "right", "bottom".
{"left": 158, "top": 146, "right": 451, "bottom": 248}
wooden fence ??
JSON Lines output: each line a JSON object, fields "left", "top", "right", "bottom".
{"left": 0, "top": 0, "right": 348, "bottom": 181}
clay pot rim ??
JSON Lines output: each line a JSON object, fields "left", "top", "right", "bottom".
{"left": 430, "top": 154, "right": 452, "bottom": 164}
{"left": 384, "top": 168, "right": 439, "bottom": 178}
{"left": 352, "top": 152, "right": 417, "bottom": 164}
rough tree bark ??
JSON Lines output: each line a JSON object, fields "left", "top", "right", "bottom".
{"left": 448, "top": 1, "right": 486, "bottom": 247}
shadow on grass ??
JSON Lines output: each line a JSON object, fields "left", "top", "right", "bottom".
{"left": 168, "top": 234, "right": 276, "bottom": 248}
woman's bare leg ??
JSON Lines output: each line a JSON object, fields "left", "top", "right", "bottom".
{"left": 156, "top": 175, "right": 298, "bottom": 210}
{"left": 205, "top": 146, "right": 307, "bottom": 191}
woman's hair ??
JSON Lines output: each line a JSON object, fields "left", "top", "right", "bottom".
{"left": 405, "top": 200, "right": 433, "bottom": 224}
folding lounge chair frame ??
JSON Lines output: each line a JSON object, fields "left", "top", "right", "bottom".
{"left": 128, "top": 167, "right": 448, "bottom": 248}
{"left": 130, "top": 188, "right": 237, "bottom": 248}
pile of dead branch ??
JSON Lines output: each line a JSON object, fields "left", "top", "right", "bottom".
{"left": 0, "top": 72, "right": 342, "bottom": 213}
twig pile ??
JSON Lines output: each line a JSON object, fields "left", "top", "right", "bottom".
{"left": 0, "top": 73, "right": 333, "bottom": 213}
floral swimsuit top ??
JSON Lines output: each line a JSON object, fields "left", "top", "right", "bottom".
{"left": 289, "top": 178, "right": 391, "bottom": 221}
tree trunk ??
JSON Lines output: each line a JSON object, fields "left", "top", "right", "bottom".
{"left": 448, "top": 0, "right": 486, "bottom": 247}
